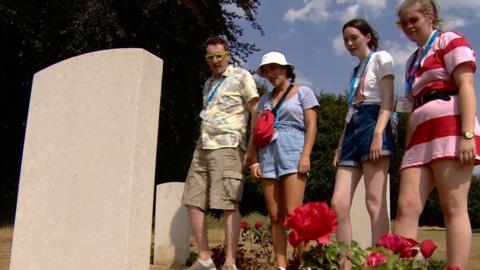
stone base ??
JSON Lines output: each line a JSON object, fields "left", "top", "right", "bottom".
{"left": 150, "top": 265, "right": 186, "bottom": 270}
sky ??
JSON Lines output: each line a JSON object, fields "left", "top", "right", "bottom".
{"left": 226, "top": 0, "right": 480, "bottom": 103}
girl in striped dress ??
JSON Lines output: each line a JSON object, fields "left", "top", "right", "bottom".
{"left": 394, "top": 1, "right": 479, "bottom": 268}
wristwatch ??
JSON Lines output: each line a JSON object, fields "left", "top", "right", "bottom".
{"left": 463, "top": 131, "right": 475, "bottom": 140}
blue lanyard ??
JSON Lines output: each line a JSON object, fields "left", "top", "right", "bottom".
{"left": 348, "top": 50, "right": 375, "bottom": 105}
{"left": 405, "top": 29, "right": 439, "bottom": 93}
{"left": 205, "top": 76, "right": 225, "bottom": 106}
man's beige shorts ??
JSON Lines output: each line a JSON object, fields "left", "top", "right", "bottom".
{"left": 182, "top": 143, "right": 245, "bottom": 210}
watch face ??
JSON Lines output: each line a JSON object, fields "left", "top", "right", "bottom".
{"left": 464, "top": 131, "right": 475, "bottom": 139}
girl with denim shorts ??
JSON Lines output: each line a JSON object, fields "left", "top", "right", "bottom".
{"left": 246, "top": 51, "right": 318, "bottom": 270}
{"left": 330, "top": 18, "right": 395, "bottom": 269}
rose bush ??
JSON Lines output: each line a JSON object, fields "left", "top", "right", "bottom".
{"left": 283, "top": 202, "right": 449, "bottom": 270}
{"left": 363, "top": 233, "right": 448, "bottom": 270}
{"left": 202, "top": 218, "right": 273, "bottom": 270}
{"left": 189, "top": 206, "right": 452, "bottom": 269}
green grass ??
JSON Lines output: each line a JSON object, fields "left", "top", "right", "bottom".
{"left": 205, "top": 211, "right": 270, "bottom": 229}
{"left": 242, "top": 211, "right": 270, "bottom": 226}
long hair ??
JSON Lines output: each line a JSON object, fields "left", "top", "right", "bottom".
{"left": 342, "top": 18, "right": 379, "bottom": 50}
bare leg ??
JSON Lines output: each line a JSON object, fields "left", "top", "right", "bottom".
{"left": 331, "top": 166, "right": 363, "bottom": 244}
{"left": 281, "top": 173, "right": 307, "bottom": 264}
{"left": 224, "top": 209, "right": 241, "bottom": 265}
{"left": 431, "top": 160, "right": 472, "bottom": 269}
{"left": 362, "top": 158, "right": 390, "bottom": 245}
{"left": 261, "top": 179, "right": 286, "bottom": 267}
{"left": 187, "top": 206, "right": 211, "bottom": 260}
{"left": 331, "top": 167, "right": 362, "bottom": 270}
{"left": 394, "top": 166, "right": 434, "bottom": 239}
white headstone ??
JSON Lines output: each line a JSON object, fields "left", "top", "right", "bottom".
{"left": 10, "top": 48, "right": 163, "bottom": 270}
{"left": 154, "top": 182, "right": 190, "bottom": 267}
{"left": 350, "top": 176, "right": 390, "bottom": 248}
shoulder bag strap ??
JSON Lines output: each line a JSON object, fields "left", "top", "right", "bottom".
{"left": 272, "top": 84, "right": 294, "bottom": 115}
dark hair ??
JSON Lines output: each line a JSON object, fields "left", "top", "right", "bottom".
{"left": 287, "top": 67, "right": 296, "bottom": 83}
{"left": 342, "top": 18, "right": 379, "bottom": 50}
{"left": 204, "top": 36, "right": 229, "bottom": 52}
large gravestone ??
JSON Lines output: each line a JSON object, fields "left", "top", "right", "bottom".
{"left": 154, "top": 182, "right": 190, "bottom": 267}
{"left": 351, "top": 176, "right": 390, "bottom": 248}
{"left": 10, "top": 49, "right": 163, "bottom": 270}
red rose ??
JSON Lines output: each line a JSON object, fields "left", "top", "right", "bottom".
{"left": 376, "top": 233, "right": 418, "bottom": 258}
{"left": 420, "top": 239, "right": 437, "bottom": 258}
{"left": 288, "top": 229, "right": 303, "bottom": 247}
{"left": 443, "top": 267, "right": 461, "bottom": 270}
{"left": 240, "top": 219, "right": 249, "bottom": 231}
{"left": 365, "top": 252, "right": 388, "bottom": 267}
{"left": 254, "top": 220, "right": 263, "bottom": 229}
{"left": 283, "top": 202, "right": 337, "bottom": 247}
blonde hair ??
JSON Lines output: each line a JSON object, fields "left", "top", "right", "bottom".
{"left": 397, "top": 0, "right": 443, "bottom": 30}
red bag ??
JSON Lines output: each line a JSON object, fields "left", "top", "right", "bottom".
{"left": 253, "top": 84, "right": 294, "bottom": 148}
{"left": 253, "top": 109, "right": 275, "bottom": 148}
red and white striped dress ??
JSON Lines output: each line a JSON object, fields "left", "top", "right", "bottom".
{"left": 401, "top": 31, "right": 480, "bottom": 169}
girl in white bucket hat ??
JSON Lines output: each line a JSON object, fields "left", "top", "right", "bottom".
{"left": 247, "top": 51, "right": 318, "bottom": 270}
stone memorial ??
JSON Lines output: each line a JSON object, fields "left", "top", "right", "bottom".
{"left": 154, "top": 182, "right": 190, "bottom": 267}
{"left": 351, "top": 176, "right": 390, "bottom": 248}
{"left": 10, "top": 48, "right": 163, "bottom": 270}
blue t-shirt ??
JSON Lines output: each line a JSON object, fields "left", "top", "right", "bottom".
{"left": 257, "top": 85, "right": 319, "bottom": 130}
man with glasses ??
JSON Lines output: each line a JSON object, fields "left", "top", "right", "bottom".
{"left": 182, "top": 36, "right": 259, "bottom": 270}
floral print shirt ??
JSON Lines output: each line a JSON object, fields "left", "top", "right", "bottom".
{"left": 199, "top": 65, "right": 258, "bottom": 150}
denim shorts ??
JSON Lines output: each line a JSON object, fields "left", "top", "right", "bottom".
{"left": 258, "top": 122, "right": 304, "bottom": 179}
{"left": 339, "top": 104, "right": 394, "bottom": 167}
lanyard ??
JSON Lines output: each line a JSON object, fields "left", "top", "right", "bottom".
{"left": 348, "top": 50, "right": 375, "bottom": 105}
{"left": 205, "top": 76, "right": 225, "bottom": 106}
{"left": 405, "top": 29, "right": 439, "bottom": 93}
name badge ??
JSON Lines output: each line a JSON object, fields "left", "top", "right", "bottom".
{"left": 395, "top": 99, "right": 413, "bottom": 113}
{"left": 345, "top": 107, "right": 356, "bottom": 123}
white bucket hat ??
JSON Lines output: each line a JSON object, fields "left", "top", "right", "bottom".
{"left": 256, "top": 51, "right": 294, "bottom": 77}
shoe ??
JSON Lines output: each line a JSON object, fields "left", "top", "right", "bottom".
{"left": 186, "top": 260, "right": 217, "bottom": 270}
{"left": 298, "top": 266, "right": 311, "bottom": 270}
{"left": 221, "top": 263, "right": 237, "bottom": 270}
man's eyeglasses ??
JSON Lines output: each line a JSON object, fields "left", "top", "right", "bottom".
{"left": 205, "top": 51, "right": 229, "bottom": 62}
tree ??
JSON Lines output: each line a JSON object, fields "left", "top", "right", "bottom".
{"left": 0, "top": 0, "right": 262, "bottom": 223}
{"left": 306, "top": 93, "right": 347, "bottom": 203}
{"left": 468, "top": 175, "right": 480, "bottom": 228}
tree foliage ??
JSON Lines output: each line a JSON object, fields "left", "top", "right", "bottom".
{"left": 0, "top": 0, "right": 262, "bottom": 222}
{"left": 306, "top": 93, "right": 348, "bottom": 202}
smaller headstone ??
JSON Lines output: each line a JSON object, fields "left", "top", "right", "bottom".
{"left": 154, "top": 182, "right": 190, "bottom": 267}
{"left": 351, "top": 176, "right": 390, "bottom": 248}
